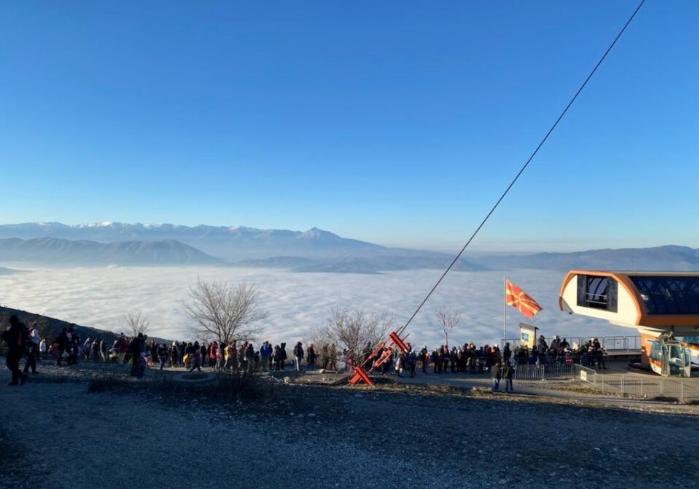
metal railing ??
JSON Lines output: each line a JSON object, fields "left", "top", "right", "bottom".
{"left": 504, "top": 335, "right": 641, "bottom": 352}
{"left": 512, "top": 363, "right": 574, "bottom": 381}
{"left": 574, "top": 364, "right": 699, "bottom": 403}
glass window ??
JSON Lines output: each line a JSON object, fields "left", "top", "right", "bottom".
{"left": 629, "top": 276, "right": 699, "bottom": 315}
{"left": 650, "top": 341, "right": 661, "bottom": 361}
{"left": 577, "top": 275, "right": 618, "bottom": 312}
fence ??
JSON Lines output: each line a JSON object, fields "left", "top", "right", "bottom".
{"left": 574, "top": 364, "right": 699, "bottom": 403}
{"left": 503, "top": 335, "right": 641, "bottom": 352}
{"left": 512, "top": 363, "right": 574, "bottom": 381}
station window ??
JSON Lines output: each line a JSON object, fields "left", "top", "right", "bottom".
{"left": 577, "top": 275, "right": 618, "bottom": 312}
{"left": 629, "top": 276, "right": 699, "bottom": 315}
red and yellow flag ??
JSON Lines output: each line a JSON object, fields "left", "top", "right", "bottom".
{"left": 505, "top": 280, "right": 542, "bottom": 320}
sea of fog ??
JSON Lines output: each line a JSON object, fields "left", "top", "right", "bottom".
{"left": 0, "top": 267, "right": 626, "bottom": 348}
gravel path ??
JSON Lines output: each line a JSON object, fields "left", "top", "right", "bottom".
{"left": 1, "top": 364, "right": 698, "bottom": 489}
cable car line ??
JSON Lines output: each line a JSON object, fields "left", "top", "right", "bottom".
{"left": 396, "top": 0, "right": 648, "bottom": 337}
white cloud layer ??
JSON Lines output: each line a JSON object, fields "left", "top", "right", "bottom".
{"left": 0, "top": 267, "right": 629, "bottom": 348}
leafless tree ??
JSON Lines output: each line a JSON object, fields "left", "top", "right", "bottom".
{"left": 309, "top": 308, "right": 396, "bottom": 366}
{"left": 183, "top": 279, "right": 267, "bottom": 344}
{"left": 123, "top": 310, "right": 151, "bottom": 338}
{"left": 435, "top": 306, "right": 462, "bottom": 347}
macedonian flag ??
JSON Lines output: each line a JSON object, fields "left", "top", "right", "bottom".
{"left": 505, "top": 280, "right": 542, "bottom": 320}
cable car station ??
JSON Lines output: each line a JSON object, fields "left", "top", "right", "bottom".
{"left": 559, "top": 271, "right": 699, "bottom": 377}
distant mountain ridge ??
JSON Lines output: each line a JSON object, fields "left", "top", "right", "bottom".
{"left": 0, "top": 237, "right": 221, "bottom": 266}
{"left": 236, "top": 255, "right": 487, "bottom": 274}
{"left": 0, "top": 265, "right": 18, "bottom": 275}
{"left": 0, "top": 222, "right": 696, "bottom": 273}
{"left": 0, "top": 222, "right": 387, "bottom": 260}
{"left": 480, "top": 245, "right": 699, "bottom": 272}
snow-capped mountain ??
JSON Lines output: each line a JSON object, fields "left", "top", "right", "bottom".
{"left": 0, "top": 221, "right": 490, "bottom": 273}
{"left": 0, "top": 222, "right": 407, "bottom": 260}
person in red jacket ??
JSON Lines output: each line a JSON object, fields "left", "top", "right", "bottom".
{"left": 116, "top": 333, "right": 128, "bottom": 364}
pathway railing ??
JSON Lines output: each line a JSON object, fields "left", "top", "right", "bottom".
{"left": 573, "top": 364, "right": 699, "bottom": 403}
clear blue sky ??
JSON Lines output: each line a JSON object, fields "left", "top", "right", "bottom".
{"left": 0, "top": 1, "right": 696, "bottom": 252}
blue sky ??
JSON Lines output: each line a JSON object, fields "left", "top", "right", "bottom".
{"left": 0, "top": 0, "right": 697, "bottom": 252}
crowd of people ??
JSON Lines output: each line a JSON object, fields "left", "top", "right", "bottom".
{"left": 3, "top": 314, "right": 608, "bottom": 388}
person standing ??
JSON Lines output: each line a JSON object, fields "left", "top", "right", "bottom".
{"left": 54, "top": 327, "right": 68, "bottom": 366}
{"left": 306, "top": 344, "right": 317, "bottom": 371}
{"left": 406, "top": 344, "right": 417, "bottom": 378}
{"left": 157, "top": 343, "right": 168, "bottom": 370}
{"left": 503, "top": 362, "right": 514, "bottom": 393}
{"left": 39, "top": 336, "right": 47, "bottom": 360}
{"left": 188, "top": 341, "right": 202, "bottom": 372}
{"left": 91, "top": 338, "right": 100, "bottom": 362}
{"left": 491, "top": 362, "right": 502, "bottom": 392}
{"left": 245, "top": 343, "right": 255, "bottom": 372}
{"left": 293, "top": 342, "right": 304, "bottom": 372}
{"left": 116, "top": 333, "right": 128, "bottom": 365}
{"left": 3, "top": 315, "right": 28, "bottom": 386}
{"left": 280, "top": 343, "right": 288, "bottom": 371}
{"left": 170, "top": 342, "right": 179, "bottom": 368}
{"left": 260, "top": 341, "right": 272, "bottom": 371}
{"left": 129, "top": 333, "right": 145, "bottom": 377}
{"left": 22, "top": 327, "right": 39, "bottom": 375}
{"left": 272, "top": 345, "right": 281, "bottom": 371}
{"left": 503, "top": 342, "right": 512, "bottom": 364}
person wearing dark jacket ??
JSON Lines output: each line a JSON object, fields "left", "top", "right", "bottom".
{"left": 306, "top": 344, "right": 317, "bottom": 371}
{"left": 55, "top": 327, "right": 69, "bottom": 366}
{"left": 3, "top": 315, "right": 28, "bottom": 386}
{"left": 280, "top": 342, "right": 287, "bottom": 371}
{"left": 245, "top": 343, "right": 255, "bottom": 372}
{"left": 491, "top": 362, "right": 502, "bottom": 392}
{"left": 129, "top": 333, "right": 144, "bottom": 377}
{"left": 503, "top": 343, "right": 512, "bottom": 364}
{"left": 293, "top": 342, "right": 304, "bottom": 372}
{"left": 272, "top": 345, "right": 282, "bottom": 371}
{"left": 157, "top": 343, "right": 168, "bottom": 370}
{"left": 502, "top": 362, "right": 514, "bottom": 393}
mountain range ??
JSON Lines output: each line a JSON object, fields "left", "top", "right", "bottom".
{"left": 0, "top": 222, "right": 696, "bottom": 273}
{"left": 0, "top": 237, "right": 221, "bottom": 266}
{"left": 0, "top": 222, "right": 484, "bottom": 273}
{"left": 0, "top": 222, "right": 388, "bottom": 260}
{"left": 483, "top": 245, "right": 699, "bottom": 272}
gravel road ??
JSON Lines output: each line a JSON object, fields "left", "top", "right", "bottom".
{"left": 1, "top": 364, "right": 697, "bottom": 489}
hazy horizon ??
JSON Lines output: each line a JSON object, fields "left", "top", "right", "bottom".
{"left": 0, "top": 220, "right": 696, "bottom": 255}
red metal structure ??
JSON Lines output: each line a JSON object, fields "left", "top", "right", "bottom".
{"left": 349, "top": 331, "right": 410, "bottom": 386}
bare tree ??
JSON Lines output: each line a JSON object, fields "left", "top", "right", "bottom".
{"left": 183, "top": 279, "right": 267, "bottom": 344}
{"left": 435, "top": 306, "right": 462, "bottom": 347}
{"left": 310, "top": 308, "right": 395, "bottom": 366}
{"left": 124, "top": 310, "right": 150, "bottom": 337}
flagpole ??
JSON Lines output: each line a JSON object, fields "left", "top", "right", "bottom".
{"left": 503, "top": 277, "right": 507, "bottom": 349}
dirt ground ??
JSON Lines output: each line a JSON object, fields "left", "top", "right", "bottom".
{"left": 1, "top": 362, "right": 698, "bottom": 489}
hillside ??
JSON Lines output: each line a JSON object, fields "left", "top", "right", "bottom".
{"left": 0, "top": 306, "right": 171, "bottom": 346}
{"left": 0, "top": 306, "right": 119, "bottom": 345}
